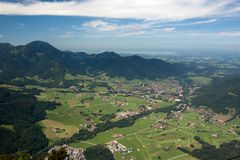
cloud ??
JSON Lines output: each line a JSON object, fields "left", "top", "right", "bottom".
{"left": 165, "top": 18, "right": 218, "bottom": 27}
{"left": 71, "top": 20, "right": 175, "bottom": 37}
{"left": 115, "top": 31, "right": 145, "bottom": 37}
{"left": 81, "top": 20, "right": 151, "bottom": 31}
{"left": 57, "top": 19, "right": 175, "bottom": 38}
{"left": 218, "top": 31, "right": 240, "bottom": 37}
{"left": 0, "top": 0, "right": 239, "bottom": 21}
{"left": 0, "top": 34, "right": 4, "bottom": 38}
{"left": 161, "top": 27, "right": 176, "bottom": 32}
{"left": 160, "top": 30, "right": 240, "bottom": 38}
{"left": 188, "top": 19, "right": 218, "bottom": 25}
{"left": 82, "top": 20, "right": 119, "bottom": 31}
{"left": 58, "top": 18, "right": 240, "bottom": 38}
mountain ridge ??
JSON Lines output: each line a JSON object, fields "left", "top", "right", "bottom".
{"left": 0, "top": 41, "right": 186, "bottom": 81}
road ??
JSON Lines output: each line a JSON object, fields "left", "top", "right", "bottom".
{"left": 167, "top": 154, "right": 188, "bottom": 160}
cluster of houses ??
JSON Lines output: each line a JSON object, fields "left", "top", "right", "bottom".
{"left": 113, "top": 80, "right": 186, "bottom": 104}
{"left": 115, "top": 111, "right": 139, "bottom": 119}
{"left": 115, "top": 106, "right": 153, "bottom": 119}
{"left": 197, "top": 108, "right": 235, "bottom": 125}
{"left": 143, "top": 83, "right": 165, "bottom": 95}
{"left": 168, "top": 110, "right": 183, "bottom": 119}
{"left": 106, "top": 140, "right": 132, "bottom": 155}
{"left": 175, "top": 103, "right": 192, "bottom": 112}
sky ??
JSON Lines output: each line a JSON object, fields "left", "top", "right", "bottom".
{"left": 0, "top": 0, "right": 240, "bottom": 54}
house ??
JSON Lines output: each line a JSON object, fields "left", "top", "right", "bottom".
{"left": 106, "top": 141, "right": 132, "bottom": 155}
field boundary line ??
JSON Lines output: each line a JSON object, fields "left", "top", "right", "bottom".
{"left": 167, "top": 153, "right": 188, "bottom": 160}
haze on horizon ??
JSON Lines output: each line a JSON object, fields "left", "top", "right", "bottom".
{"left": 0, "top": 0, "right": 240, "bottom": 54}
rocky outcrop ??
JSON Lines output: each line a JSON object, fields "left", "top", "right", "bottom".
{"left": 46, "top": 144, "right": 86, "bottom": 160}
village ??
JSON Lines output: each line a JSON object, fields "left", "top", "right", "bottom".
{"left": 40, "top": 75, "right": 240, "bottom": 160}
{"left": 67, "top": 77, "right": 238, "bottom": 136}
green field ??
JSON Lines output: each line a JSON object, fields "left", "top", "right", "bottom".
{"left": 189, "top": 76, "right": 212, "bottom": 85}
{"left": 5, "top": 74, "right": 239, "bottom": 160}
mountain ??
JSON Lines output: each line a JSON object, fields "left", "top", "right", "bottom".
{"left": 0, "top": 41, "right": 65, "bottom": 80}
{"left": 192, "top": 76, "right": 240, "bottom": 114}
{"left": 0, "top": 41, "right": 186, "bottom": 81}
{"left": 87, "top": 53, "right": 183, "bottom": 79}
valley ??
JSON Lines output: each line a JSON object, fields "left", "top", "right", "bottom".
{"left": 1, "top": 73, "right": 240, "bottom": 160}
{"left": 0, "top": 42, "right": 240, "bottom": 160}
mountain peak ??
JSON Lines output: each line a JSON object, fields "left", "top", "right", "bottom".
{"left": 27, "top": 40, "right": 53, "bottom": 47}
{"left": 25, "top": 40, "right": 59, "bottom": 52}
{"left": 96, "top": 51, "right": 120, "bottom": 59}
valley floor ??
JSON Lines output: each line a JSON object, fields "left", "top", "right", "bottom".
{"left": 1, "top": 74, "right": 240, "bottom": 160}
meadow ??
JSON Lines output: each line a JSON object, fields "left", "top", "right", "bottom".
{"left": 5, "top": 74, "right": 239, "bottom": 160}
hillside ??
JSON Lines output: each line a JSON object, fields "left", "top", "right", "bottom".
{"left": 0, "top": 87, "right": 57, "bottom": 154}
{"left": 192, "top": 76, "right": 240, "bottom": 114}
{"left": 0, "top": 41, "right": 186, "bottom": 81}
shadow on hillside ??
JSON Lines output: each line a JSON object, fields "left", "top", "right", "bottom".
{"left": 179, "top": 136, "right": 240, "bottom": 160}
{"left": 0, "top": 87, "right": 59, "bottom": 155}
{"left": 192, "top": 76, "right": 240, "bottom": 115}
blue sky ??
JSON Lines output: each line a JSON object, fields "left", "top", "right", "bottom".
{"left": 0, "top": 0, "right": 240, "bottom": 54}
